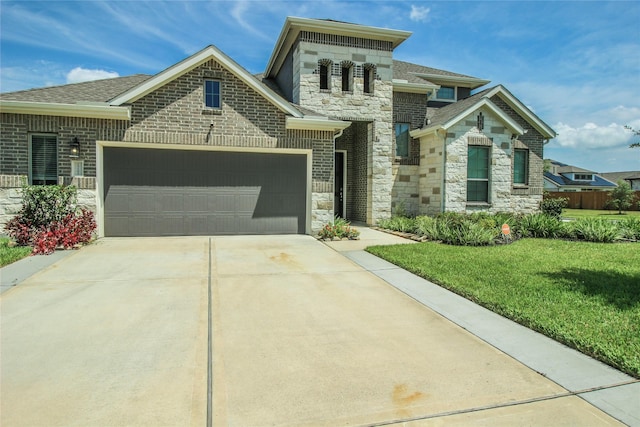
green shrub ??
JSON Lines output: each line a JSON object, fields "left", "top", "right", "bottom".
{"left": 618, "top": 217, "right": 640, "bottom": 240}
{"left": 376, "top": 216, "right": 416, "bottom": 233}
{"left": 564, "top": 218, "right": 621, "bottom": 243}
{"left": 519, "top": 213, "right": 563, "bottom": 238}
{"left": 605, "top": 180, "right": 635, "bottom": 214}
{"left": 541, "top": 194, "right": 568, "bottom": 219}
{"left": 317, "top": 216, "right": 360, "bottom": 240}
{"left": 414, "top": 216, "right": 439, "bottom": 239}
{"left": 19, "top": 185, "right": 78, "bottom": 228}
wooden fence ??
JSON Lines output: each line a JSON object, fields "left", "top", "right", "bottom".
{"left": 546, "top": 191, "right": 640, "bottom": 211}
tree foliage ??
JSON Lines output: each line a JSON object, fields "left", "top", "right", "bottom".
{"left": 606, "top": 180, "right": 635, "bottom": 214}
{"left": 626, "top": 125, "right": 640, "bottom": 148}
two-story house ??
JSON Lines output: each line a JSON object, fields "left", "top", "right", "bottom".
{"left": 0, "top": 17, "right": 556, "bottom": 237}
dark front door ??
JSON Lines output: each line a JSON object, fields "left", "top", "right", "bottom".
{"left": 334, "top": 152, "right": 344, "bottom": 218}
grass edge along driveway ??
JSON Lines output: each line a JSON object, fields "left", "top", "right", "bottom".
{"left": 0, "top": 238, "right": 31, "bottom": 268}
{"left": 367, "top": 238, "right": 640, "bottom": 378}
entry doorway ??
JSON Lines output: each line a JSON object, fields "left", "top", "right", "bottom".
{"left": 334, "top": 151, "right": 347, "bottom": 218}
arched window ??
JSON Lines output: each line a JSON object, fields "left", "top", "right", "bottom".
{"left": 341, "top": 61, "right": 354, "bottom": 92}
{"left": 363, "top": 63, "right": 376, "bottom": 94}
{"left": 318, "top": 59, "right": 332, "bottom": 90}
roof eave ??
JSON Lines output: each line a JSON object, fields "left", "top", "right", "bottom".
{"left": 486, "top": 85, "right": 556, "bottom": 139}
{"left": 265, "top": 16, "right": 411, "bottom": 78}
{"left": 392, "top": 80, "right": 439, "bottom": 94}
{"left": 0, "top": 100, "right": 130, "bottom": 120}
{"left": 412, "top": 73, "right": 491, "bottom": 89}
{"left": 286, "top": 116, "right": 351, "bottom": 131}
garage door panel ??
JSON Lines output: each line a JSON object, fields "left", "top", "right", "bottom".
{"left": 104, "top": 147, "right": 307, "bottom": 236}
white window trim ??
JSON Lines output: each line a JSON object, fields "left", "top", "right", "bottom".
{"left": 203, "top": 79, "right": 222, "bottom": 109}
{"left": 71, "top": 159, "right": 85, "bottom": 177}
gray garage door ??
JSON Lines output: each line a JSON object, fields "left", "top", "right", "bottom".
{"left": 103, "top": 147, "right": 307, "bottom": 236}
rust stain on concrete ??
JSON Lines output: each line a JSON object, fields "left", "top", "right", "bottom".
{"left": 392, "top": 383, "right": 425, "bottom": 417}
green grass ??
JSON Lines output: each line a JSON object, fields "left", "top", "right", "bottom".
{"left": 367, "top": 239, "right": 640, "bottom": 377}
{"left": 563, "top": 208, "right": 640, "bottom": 219}
{"left": 0, "top": 237, "right": 31, "bottom": 267}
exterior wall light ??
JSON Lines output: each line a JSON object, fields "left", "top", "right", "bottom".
{"left": 70, "top": 137, "right": 80, "bottom": 158}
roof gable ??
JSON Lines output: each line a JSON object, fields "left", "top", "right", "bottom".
{"left": 411, "top": 87, "right": 524, "bottom": 138}
{"left": 110, "top": 45, "right": 302, "bottom": 118}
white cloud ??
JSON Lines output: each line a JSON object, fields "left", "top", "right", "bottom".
{"left": 552, "top": 121, "right": 639, "bottom": 149}
{"left": 410, "top": 5, "right": 430, "bottom": 22}
{"left": 66, "top": 67, "right": 119, "bottom": 84}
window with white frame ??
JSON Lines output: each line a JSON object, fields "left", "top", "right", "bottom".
{"left": 467, "top": 145, "right": 490, "bottom": 202}
{"left": 204, "top": 79, "right": 221, "bottom": 109}
{"left": 30, "top": 134, "right": 58, "bottom": 185}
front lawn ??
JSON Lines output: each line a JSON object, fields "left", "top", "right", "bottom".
{"left": 0, "top": 237, "right": 31, "bottom": 268}
{"left": 367, "top": 239, "right": 640, "bottom": 377}
{"left": 563, "top": 208, "right": 640, "bottom": 219}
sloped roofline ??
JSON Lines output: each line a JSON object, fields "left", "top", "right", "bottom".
{"left": 486, "top": 85, "right": 556, "bottom": 139}
{"left": 410, "top": 97, "right": 524, "bottom": 139}
{"left": 110, "top": 45, "right": 303, "bottom": 118}
{"left": 0, "top": 100, "right": 130, "bottom": 120}
{"left": 265, "top": 16, "right": 412, "bottom": 79}
{"left": 409, "top": 72, "right": 490, "bottom": 89}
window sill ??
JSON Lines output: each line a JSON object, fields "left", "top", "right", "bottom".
{"left": 466, "top": 202, "right": 492, "bottom": 207}
{"left": 513, "top": 184, "right": 529, "bottom": 189}
{"left": 201, "top": 108, "right": 222, "bottom": 116}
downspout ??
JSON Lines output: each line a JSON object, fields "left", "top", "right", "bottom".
{"left": 332, "top": 128, "right": 344, "bottom": 223}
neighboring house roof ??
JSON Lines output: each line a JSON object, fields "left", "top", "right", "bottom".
{"left": 410, "top": 86, "right": 525, "bottom": 138}
{"left": 600, "top": 171, "right": 640, "bottom": 183}
{"left": 393, "top": 60, "right": 490, "bottom": 90}
{"left": 544, "top": 160, "right": 617, "bottom": 189}
{"left": 265, "top": 16, "right": 412, "bottom": 79}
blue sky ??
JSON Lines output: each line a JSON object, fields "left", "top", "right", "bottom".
{"left": 1, "top": 0, "right": 639, "bottom": 172}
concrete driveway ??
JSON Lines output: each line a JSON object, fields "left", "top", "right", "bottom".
{"left": 0, "top": 235, "right": 625, "bottom": 426}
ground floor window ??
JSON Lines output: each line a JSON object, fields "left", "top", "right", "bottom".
{"left": 514, "top": 149, "right": 528, "bottom": 185}
{"left": 467, "top": 145, "right": 489, "bottom": 202}
{"left": 30, "top": 134, "right": 58, "bottom": 185}
{"left": 395, "top": 123, "right": 410, "bottom": 158}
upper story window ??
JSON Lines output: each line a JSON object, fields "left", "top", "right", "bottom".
{"left": 30, "top": 134, "right": 58, "bottom": 185}
{"left": 574, "top": 173, "right": 594, "bottom": 181}
{"left": 363, "top": 63, "right": 376, "bottom": 94}
{"left": 341, "top": 61, "right": 354, "bottom": 92}
{"left": 514, "top": 149, "right": 529, "bottom": 185}
{"left": 395, "top": 123, "right": 410, "bottom": 158}
{"left": 467, "top": 145, "right": 490, "bottom": 202}
{"left": 436, "top": 86, "right": 455, "bottom": 101}
{"left": 318, "top": 59, "right": 332, "bottom": 90}
{"left": 204, "top": 79, "right": 221, "bottom": 109}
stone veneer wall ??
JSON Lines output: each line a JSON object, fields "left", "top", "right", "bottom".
{"left": 442, "top": 106, "right": 542, "bottom": 214}
{"left": 0, "top": 59, "right": 337, "bottom": 234}
{"left": 295, "top": 39, "right": 394, "bottom": 224}
{"left": 418, "top": 133, "right": 444, "bottom": 215}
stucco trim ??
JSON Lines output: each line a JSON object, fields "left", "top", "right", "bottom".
{"left": 286, "top": 117, "right": 351, "bottom": 131}
{"left": 392, "top": 80, "right": 439, "bottom": 94}
{"left": 109, "top": 45, "right": 302, "bottom": 118}
{"left": 0, "top": 100, "right": 130, "bottom": 120}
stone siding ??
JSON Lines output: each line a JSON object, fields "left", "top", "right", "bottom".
{"left": 391, "top": 165, "right": 419, "bottom": 216}
{"left": 296, "top": 38, "right": 394, "bottom": 225}
{"left": 418, "top": 133, "right": 444, "bottom": 215}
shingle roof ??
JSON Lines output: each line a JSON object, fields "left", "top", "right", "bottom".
{"left": 424, "top": 86, "right": 495, "bottom": 127}
{"left": 0, "top": 74, "right": 152, "bottom": 104}
{"left": 600, "top": 171, "right": 640, "bottom": 182}
{"left": 544, "top": 172, "right": 617, "bottom": 188}
{"left": 393, "top": 60, "right": 481, "bottom": 84}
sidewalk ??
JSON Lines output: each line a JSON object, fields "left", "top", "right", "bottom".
{"left": 323, "top": 226, "right": 640, "bottom": 426}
